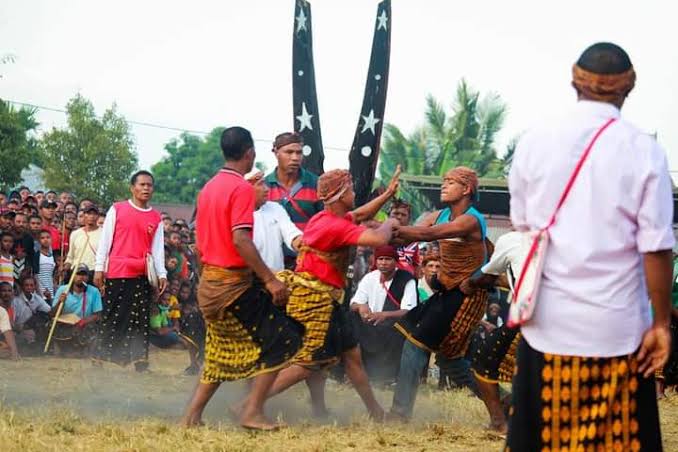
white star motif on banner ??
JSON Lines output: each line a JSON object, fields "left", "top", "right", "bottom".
{"left": 296, "top": 9, "right": 308, "bottom": 33}
{"left": 377, "top": 10, "right": 388, "bottom": 31}
{"left": 296, "top": 102, "right": 313, "bottom": 131}
{"left": 361, "top": 109, "right": 380, "bottom": 135}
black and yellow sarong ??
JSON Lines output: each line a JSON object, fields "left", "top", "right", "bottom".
{"left": 506, "top": 338, "right": 662, "bottom": 452}
{"left": 199, "top": 266, "right": 303, "bottom": 384}
{"left": 278, "top": 270, "right": 354, "bottom": 369}
{"left": 472, "top": 325, "right": 521, "bottom": 384}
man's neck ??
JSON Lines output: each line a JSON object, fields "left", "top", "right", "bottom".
{"left": 40, "top": 247, "right": 50, "bottom": 255}
{"left": 84, "top": 224, "right": 99, "bottom": 232}
{"left": 130, "top": 198, "right": 149, "bottom": 209}
{"left": 449, "top": 198, "right": 472, "bottom": 218}
{"left": 276, "top": 167, "right": 301, "bottom": 190}
{"left": 0, "top": 251, "right": 10, "bottom": 258}
{"left": 72, "top": 285, "right": 85, "bottom": 294}
{"left": 380, "top": 270, "right": 396, "bottom": 282}
{"left": 223, "top": 161, "right": 251, "bottom": 176}
{"left": 22, "top": 291, "right": 32, "bottom": 300}
{"left": 326, "top": 202, "right": 349, "bottom": 218}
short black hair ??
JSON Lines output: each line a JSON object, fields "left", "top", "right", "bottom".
{"left": 577, "top": 42, "right": 632, "bottom": 75}
{"left": 46, "top": 190, "right": 57, "bottom": 196}
{"left": 18, "top": 186, "right": 30, "bottom": 192}
{"left": 220, "top": 126, "right": 254, "bottom": 161}
{"left": 35, "top": 190, "right": 44, "bottom": 195}
{"left": 131, "top": 170, "right": 155, "bottom": 185}
{"left": 64, "top": 201, "right": 78, "bottom": 209}
{"left": 29, "top": 215, "right": 42, "bottom": 222}
{"left": 1, "top": 231, "right": 14, "bottom": 240}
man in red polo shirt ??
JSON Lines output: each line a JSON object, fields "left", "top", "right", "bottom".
{"left": 181, "top": 126, "right": 302, "bottom": 431}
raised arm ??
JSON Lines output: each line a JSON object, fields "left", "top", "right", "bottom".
{"left": 395, "top": 214, "right": 479, "bottom": 244}
{"left": 351, "top": 165, "right": 401, "bottom": 224}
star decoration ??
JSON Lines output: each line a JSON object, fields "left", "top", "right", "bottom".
{"left": 377, "top": 10, "right": 388, "bottom": 31}
{"left": 296, "top": 102, "right": 313, "bottom": 132}
{"left": 361, "top": 109, "right": 380, "bottom": 135}
{"left": 296, "top": 8, "right": 308, "bottom": 33}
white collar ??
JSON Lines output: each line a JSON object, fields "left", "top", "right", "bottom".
{"left": 127, "top": 199, "right": 152, "bottom": 212}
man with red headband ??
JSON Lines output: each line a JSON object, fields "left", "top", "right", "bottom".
{"left": 254, "top": 167, "right": 402, "bottom": 420}
{"left": 387, "top": 165, "right": 493, "bottom": 421}
{"left": 506, "top": 43, "right": 672, "bottom": 451}
{"left": 350, "top": 245, "right": 417, "bottom": 384}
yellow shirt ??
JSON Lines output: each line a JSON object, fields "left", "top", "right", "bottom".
{"left": 168, "top": 295, "right": 181, "bottom": 319}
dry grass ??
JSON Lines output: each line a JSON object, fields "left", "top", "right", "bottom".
{"left": 1, "top": 349, "right": 677, "bottom": 451}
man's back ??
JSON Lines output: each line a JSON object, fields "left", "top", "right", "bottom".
{"left": 510, "top": 100, "right": 674, "bottom": 357}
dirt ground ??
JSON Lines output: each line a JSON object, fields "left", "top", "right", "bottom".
{"left": 1, "top": 349, "right": 677, "bottom": 451}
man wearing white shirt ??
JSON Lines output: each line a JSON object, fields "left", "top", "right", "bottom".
{"left": 249, "top": 173, "right": 302, "bottom": 272}
{"left": 92, "top": 171, "right": 167, "bottom": 372}
{"left": 506, "top": 43, "right": 673, "bottom": 451}
{"left": 350, "top": 245, "right": 417, "bottom": 383}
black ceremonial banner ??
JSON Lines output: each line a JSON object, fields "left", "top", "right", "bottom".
{"left": 348, "top": 0, "right": 391, "bottom": 207}
{"left": 292, "top": 0, "right": 324, "bottom": 175}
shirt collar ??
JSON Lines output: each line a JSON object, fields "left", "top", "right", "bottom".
{"left": 220, "top": 168, "right": 244, "bottom": 179}
{"left": 264, "top": 168, "right": 310, "bottom": 187}
{"left": 575, "top": 100, "right": 621, "bottom": 119}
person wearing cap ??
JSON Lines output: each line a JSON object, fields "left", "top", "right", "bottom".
{"left": 64, "top": 204, "right": 102, "bottom": 278}
{"left": 505, "top": 43, "right": 672, "bottom": 451}
{"left": 51, "top": 264, "right": 103, "bottom": 356}
{"left": 386, "top": 166, "right": 493, "bottom": 421}
{"left": 350, "top": 245, "right": 417, "bottom": 384}
{"left": 39, "top": 200, "right": 61, "bottom": 257}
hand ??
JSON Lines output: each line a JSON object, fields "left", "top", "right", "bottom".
{"left": 483, "top": 323, "right": 497, "bottom": 334}
{"left": 265, "top": 277, "right": 290, "bottom": 306}
{"left": 93, "top": 271, "right": 105, "bottom": 293}
{"left": 76, "top": 319, "right": 87, "bottom": 329}
{"left": 158, "top": 278, "right": 168, "bottom": 295}
{"left": 366, "top": 311, "right": 387, "bottom": 326}
{"left": 291, "top": 236, "right": 302, "bottom": 252}
{"left": 385, "top": 165, "right": 402, "bottom": 196}
{"left": 56, "top": 291, "right": 68, "bottom": 306}
{"left": 637, "top": 324, "right": 672, "bottom": 378}
{"left": 459, "top": 279, "right": 476, "bottom": 296}
{"left": 357, "top": 304, "right": 371, "bottom": 321}
{"left": 43, "top": 289, "right": 52, "bottom": 301}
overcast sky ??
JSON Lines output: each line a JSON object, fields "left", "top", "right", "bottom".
{"left": 1, "top": 0, "right": 677, "bottom": 179}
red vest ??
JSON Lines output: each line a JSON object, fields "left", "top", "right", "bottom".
{"left": 106, "top": 201, "right": 161, "bottom": 279}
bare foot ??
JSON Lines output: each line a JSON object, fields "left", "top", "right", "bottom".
{"left": 311, "top": 405, "right": 331, "bottom": 419}
{"left": 487, "top": 421, "right": 508, "bottom": 435}
{"left": 240, "top": 412, "right": 284, "bottom": 431}
{"left": 369, "top": 407, "right": 385, "bottom": 423}
{"left": 180, "top": 414, "right": 205, "bottom": 428}
{"left": 384, "top": 411, "right": 408, "bottom": 423}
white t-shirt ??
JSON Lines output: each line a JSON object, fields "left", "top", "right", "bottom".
{"left": 509, "top": 100, "right": 675, "bottom": 357}
{"left": 481, "top": 231, "right": 524, "bottom": 281}
{"left": 0, "top": 306, "right": 11, "bottom": 333}
{"left": 253, "top": 202, "right": 302, "bottom": 272}
{"left": 350, "top": 269, "right": 418, "bottom": 313}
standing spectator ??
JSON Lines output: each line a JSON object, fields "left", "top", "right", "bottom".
{"left": 65, "top": 205, "right": 101, "bottom": 276}
{"left": 250, "top": 173, "right": 302, "bottom": 272}
{"left": 18, "top": 186, "right": 30, "bottom": 203}
{"left": 0, "top": 210, "right": 14, "bottom": 234}
{"left": 12, "top": 213, "right": 36, "bottom": 275}
{"left": 0, "top": 282, "right": 20, "bottom": 360}
{"left": 350, "top": 245, "right": 418, "bottom": 383}
{"left": 0, "top": 232, "right": 15, "bottom": 287}
{"left": 76, "top": 210, "right": 86, "bottom": 228}
{"left": 161, "top": 212, "right": 172, "bottom": 233}
{"left": 388, "top": 200, "right": 419, "bottom": 276}
{"left": 59, "top": 192, "right": 74, "bottom": 206}
{"left": 39, "top": 200, "right": 61, "bottom": 258}
{"left": 6, "top": 199, "right": 20, "bottom": 212}
{"left": 45, "top": 191, "right": 58, "bottom": 203}
{"left": 36, "top": 230, "right": 56, "bottom": 300}
{"left": 64, "top": 202, "right": 78, "bottom": 216}
{"left": 0, "top": 192, "right": 6, "bottom": 207}
{"left": 34, "top": 190, "right": 45, "bottom": 206}
{"left": 93, "top": 171, "right": 167, "bottom": 372}
{"left": 417, "top": 252, "right": 441, "bottom": 303}
{"left": 97, "top": 212, "right": 106, "bottom": 228}
{"left": 167, "top": 230, "right": 189, "bottom": 280}
{"left": 61, "top": 211, "right": 78, "bottom": 258}
{"left": 78, "top": 198, "right": 94, "bottom": 211}
{"left": 505, "top": 43, "right": 672, "bottom": 451}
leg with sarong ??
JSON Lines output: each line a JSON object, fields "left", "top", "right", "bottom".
{"left": 505, "top": 338, "right": 663, "bottom": 452}
{"left": 92, "top": 277, "right": 151, "bottom": 370}
{"left": 182, "top": 283, "right": 302, "bottom": 429}
{"left": 471, "top": 324, "right": 520, "bottom": 432}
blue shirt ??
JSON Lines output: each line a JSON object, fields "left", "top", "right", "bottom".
{"left": 53, "top": 284, "right": 103, "bottom": 317}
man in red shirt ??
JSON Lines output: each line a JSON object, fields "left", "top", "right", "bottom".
{"left": 262, "top": 167, "right": 401, "bottom": 419}
{"left": 181, "top": 126, "right": 302, "bottom": 431}
{"left": 39, "top": 200, "right": 61, "bottom": 257}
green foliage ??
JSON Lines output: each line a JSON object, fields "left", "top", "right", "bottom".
{"left": 0, "top": 99, "right": 39, "bottom": 191}
{"left": 39, "top": 94, "right": 138, "bottom": 203}
{"left": 378, "top": 79, "right": 510, "bottom": 218}
{"left": 151, "top": 128, "right": 225, "bottom": 204}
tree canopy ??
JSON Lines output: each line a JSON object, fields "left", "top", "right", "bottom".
{"left": 151, "top": 128, "right": 225, "bottom": 204}
{"left": 0, "top": 99, "right": 39, "bottom": 191}
{"left": 39, "top": 94, "right": 138, "bottom": 203}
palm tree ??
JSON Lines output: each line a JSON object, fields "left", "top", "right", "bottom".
{"left": 378, "top": 79, "right": 508, "bottom": 217}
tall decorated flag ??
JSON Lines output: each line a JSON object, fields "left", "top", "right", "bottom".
{"left": 348, "top": 0, "right": 391, "bottom": 207}
{"left": 293, "top": 0, "right": 325, "bottom": 175}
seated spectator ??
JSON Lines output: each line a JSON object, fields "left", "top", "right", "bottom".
{"left": 165, "top": 255, "right": 180, "bottom": 279}
{"left": 177, "top": 281, "right": 204, "bottom": 375}
{"left": 166, "top": 230, "right": 189, "bottom": 279}
{"left": 51, "top": 264, "right": 102, "bottom": 356}
{"left": 11, "top": 274, "right": 52, "bottom": 352}
{"left": 149, "top": 292, "right": 196, "bottom": 373}
{"left": 0, "top": 281, "right": 20, "bottom": 360}
{"left": 0, "top": 231, "right": 15, "bottom": 287}
{"left": 350, "top": 245, "right": 418, "bottom": 383}
{"left": 417, "top": 252, "right": 440, "bottom": 303}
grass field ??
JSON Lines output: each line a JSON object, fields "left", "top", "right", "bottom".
{"left": 1, "top": 349, "right": 677, "bottom": 451}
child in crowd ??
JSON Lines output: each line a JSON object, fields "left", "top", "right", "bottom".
{"left": 177, "top": 281, "right": 204, "bottom": 375}
{"left": 0, "top": 232, "right": 15, "bottom": 287}
{"left": 149, "top": 291, "right": 181, "bottom": 349}
{"left": 37, "top": 230, "right": 56, "bottom": 301}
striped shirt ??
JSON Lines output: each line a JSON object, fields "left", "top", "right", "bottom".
{"left": 265, "top": 168, "right": 323, "bottom": 231}
{"left": 0, "top": 255, "right": 14, "bottom": 287}
{"left": 37, "top": 252, "right": 55, "bottom": 297}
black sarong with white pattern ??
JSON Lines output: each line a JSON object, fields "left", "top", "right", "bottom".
{"left": 92, "top": 277, "right": 152, "bottom": 367}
